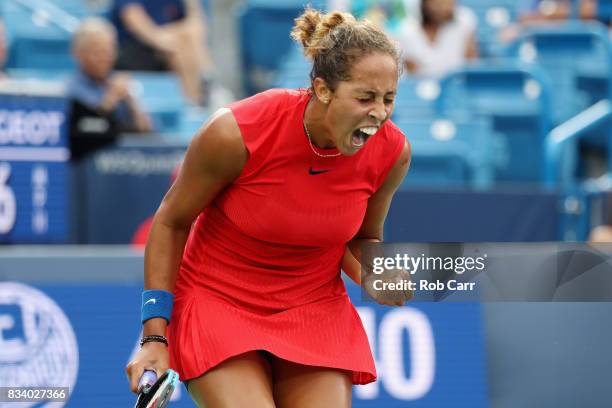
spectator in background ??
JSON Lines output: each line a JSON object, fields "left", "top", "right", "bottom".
{"left": 68, "top": 17, "right": 152, "bottom": 160}
{"left": 397, "top": 0, "right": 478, "bottom": 78}
{"left": 108, "top": 0, "right": 213, "bottom": 105}
{"left": 0, "top": 19, "right": 7, "bottom": 78}
{"left": 498, "top": 1, "right": 600, "bottom": 47}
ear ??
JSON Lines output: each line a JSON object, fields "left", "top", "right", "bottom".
{"left": 312, "top": 77, "right": 332, "bottom": 104}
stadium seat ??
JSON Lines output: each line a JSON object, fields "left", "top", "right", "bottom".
{"left": 393, "top": 77, "right": 440, "bottom": 120}
{"left": 8, "top": 35, "right": 74, "bottom": 70}
{"left": 176, "top": 106, "right": 211, "bottom": 143}
{"left": 6, "top": 68, "right": 70, "bottom": 80}
{"left": 2, "top": 0, "right": 75, "bottom": 70}
{"left": 237, "top": 1, "right": 326, "bottom": 95}
{"left": 272, "top": 45, "right": 311, "bottom": 89}
{"left": 129, "top": 72, "right": 188, "bottom": 134}
{"left": 436, "top": 62, "right": 553, "bottom": 184}
{"left": 596, "top": 0, "right": 612, "bottom": 20}
{"left": 465, "top": 0, "right": 517, "bottom": 57}
{"left": 396, "top": 116, "right": 504, "bottom": 189}
{"left": 507, "top": 21, "right": 612, "bottom": 126}
{"left": 237, "top": 4, "right": 304, "bottom": 95}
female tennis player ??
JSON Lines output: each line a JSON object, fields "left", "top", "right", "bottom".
{"left": 127, "top": 7, "right": 411, "bottom": 407}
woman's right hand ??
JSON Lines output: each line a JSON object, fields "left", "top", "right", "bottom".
{"left": 362, "top": 268, "right": 413, "bottom": 306}
{"left": 125, "top": 341, "right": 170, "bottom": 393}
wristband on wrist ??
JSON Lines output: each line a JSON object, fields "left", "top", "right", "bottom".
{"left": 141, "top": 289, "right": 174, "bottom": 324}
{"left": 140, "top": 335, "right": 168, "bottom": 347}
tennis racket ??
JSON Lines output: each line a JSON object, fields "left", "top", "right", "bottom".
{"left": 134, "top": 369, "right": 179, "bottom": 408}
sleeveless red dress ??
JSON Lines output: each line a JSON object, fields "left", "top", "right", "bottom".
{"left": 168, "top": 89, "right": 405, "bottom": 384}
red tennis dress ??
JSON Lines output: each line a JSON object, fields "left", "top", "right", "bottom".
{"left": 169, "top": 89, "right": 405, "bottom": 384}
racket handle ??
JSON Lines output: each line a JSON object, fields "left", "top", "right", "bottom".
{"left": 138, "top": 370, "right": 158, "bottom": 394}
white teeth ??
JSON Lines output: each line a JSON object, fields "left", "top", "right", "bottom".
{"left": 360, "top": 127, "right": 378, "bottom": 136}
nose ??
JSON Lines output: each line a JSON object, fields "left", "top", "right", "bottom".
{"left": 368, "top": 102, "right": 387, "bottom": 122}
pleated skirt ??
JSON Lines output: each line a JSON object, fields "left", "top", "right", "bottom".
{"left": 168, "top": 288, "right": 376, "bottom": 384}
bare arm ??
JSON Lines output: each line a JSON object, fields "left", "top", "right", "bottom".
{"left": 142, "top": 109, "right": 247, "bottom": 336}
{"left": 342, "top": 139, "right": 411, "bottom": 284}
{"left": 183, "top": 0, "right": 205, "bottom": 21}
{"left": 126, "top": 109, "right": 247, "bottom": 392}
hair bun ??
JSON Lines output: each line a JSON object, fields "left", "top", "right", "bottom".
{"left": 290, "top": 7, "right": 399, "bottom": 91}
{"left": 291, "top": 8, "right": 355, "bottom": 59}
{"left": 290, "top": 8, "right": 321, "bottom": 58}
{"left": 320, "top": 12, "right": 354, "bottom": 36}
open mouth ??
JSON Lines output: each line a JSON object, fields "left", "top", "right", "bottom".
{"left": 351, "top": 126, "right": 378, "bottom": 148}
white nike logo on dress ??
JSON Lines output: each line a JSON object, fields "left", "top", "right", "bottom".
{"left": 145, "top": 298, "right": 156, "bottom": 305}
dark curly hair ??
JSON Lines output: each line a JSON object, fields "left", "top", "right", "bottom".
{"left": 291, "top": 7, "right": 400, "bottom": 91}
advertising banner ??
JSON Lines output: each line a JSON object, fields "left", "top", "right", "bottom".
{"left": 0, "top": 94, "right": 70, "bottom": 243}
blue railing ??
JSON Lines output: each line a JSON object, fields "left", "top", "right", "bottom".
{"left": 9, "top": 0, "right": 81, "bottom": 33}
{"left": 544, "top": 99, "right": 612, "bottom": 189}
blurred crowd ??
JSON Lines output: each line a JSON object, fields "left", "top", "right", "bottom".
{"left": 329, "top": 0, "right": 609, "bottom": 79}
{"left": 0, "top": 0, "right": 609, "bottom": 155}
{"left": 1, "top": 0, "right": 612, "bottom": 243}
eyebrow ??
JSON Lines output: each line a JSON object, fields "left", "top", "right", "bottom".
{"left": 354, "top": 88, "right": 396, "bottom": 95}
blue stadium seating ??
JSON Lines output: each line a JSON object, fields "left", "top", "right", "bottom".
{"left": 508, "top": 22, "right": 612, "bottom": 126}
{"left": 177, "top": 106, "right": 210, "bottom": 143}
{"left": 393, "top": 77, "right": 441, "bottom": 120}
{"left": 237, "top": 4, "right": 303, "bottom": 95}
{"left": 8, "top": 36, "right": 74, "bottom": 70}
{"left": 27, "top": 0, "right": 91, "bottom": 17}
{"left": 129, "top": 72, "right": 188, "bottom": 133}
{"left": 463, "top": 0, "right": 517, "bottom": 58}
{"left": 272, "top": 45, "right": 311, "bottom": 89}
{"left": 237, "top": 1, "right": 327, "bottom": 95}
{"left": 396, "top": 116, "right": 504, "bottom": 189}
{"left": 436, "top": 62, "right": 552, "bottom": 184}
{"left": 2, "top": 0, "right": 75, "bottom": 70}
{"left": 596, "top": 0, "right": 612, "bottom": 20}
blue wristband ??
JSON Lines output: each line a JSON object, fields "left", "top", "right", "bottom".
{"left": 141, "top": 289, "right": 174, "bottom": 324}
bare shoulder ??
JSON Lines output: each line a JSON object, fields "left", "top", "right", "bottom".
{"left": 157, "top": 109, "right": 247, "bottom": 227}
{"left": 187, "top": 108, "right": 248, "bottom": 182}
